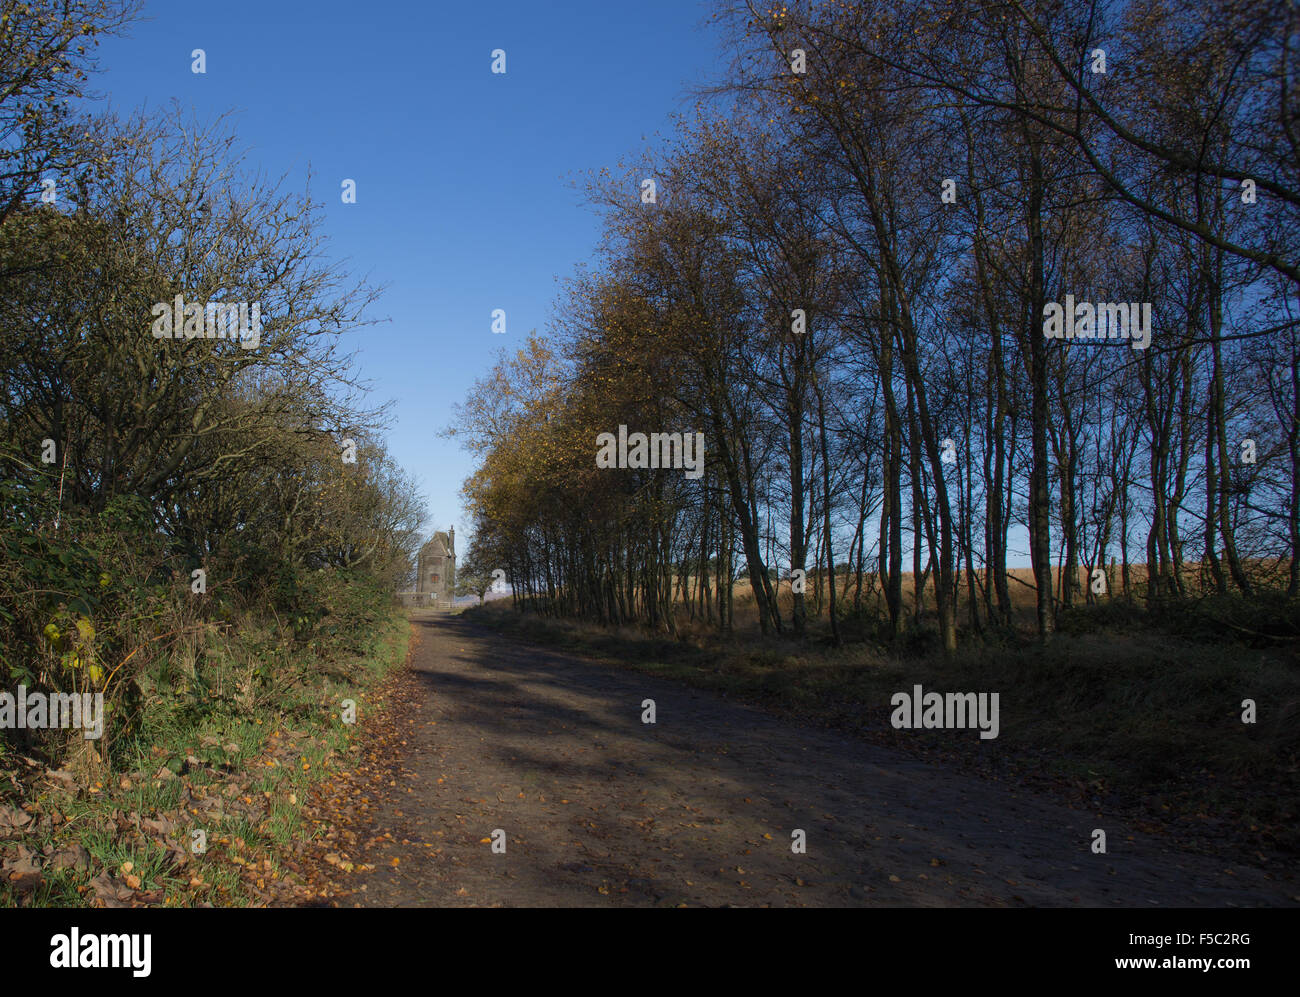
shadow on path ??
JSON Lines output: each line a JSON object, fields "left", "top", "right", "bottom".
{"left": 318, "top": 613, "right": 1294, "bottom": 908}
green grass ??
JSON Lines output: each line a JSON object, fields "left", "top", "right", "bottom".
{"left": 2, "top": 607, "right": 410, "bottom": 907}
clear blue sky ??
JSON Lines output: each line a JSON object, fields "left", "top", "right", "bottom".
{"left": 89, "top": 0, "right": 726, "bottom": 542}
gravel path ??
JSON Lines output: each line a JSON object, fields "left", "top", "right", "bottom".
{"left": 311, "top": 613, "right": 1294, "bottom": 907}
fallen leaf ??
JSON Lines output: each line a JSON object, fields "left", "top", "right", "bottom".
{"left": 88, "top": 871, "right": 133, "bottom": 905}
{"left": 48, "top": 844, "right": 89, "bottom": 872}
{"left": 0, "top": 805, "right": 33, "bottom": 836}
{"left": 141, "top": 816, "right": 177, "bottom": 836}
{"left": 2, "top": 846, "right": 41, "bottom": 892}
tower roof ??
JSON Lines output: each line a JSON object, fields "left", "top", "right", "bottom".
{"left": 421, "top": 531, "right": 453, "bottom": 557}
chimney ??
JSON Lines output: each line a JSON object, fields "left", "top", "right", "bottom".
{"left": 449, "top": 526, "right": 454, "bottom": 555}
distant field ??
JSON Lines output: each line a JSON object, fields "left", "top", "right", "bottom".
{"left": 652, "top": 561, "right": 1281, "bottom": 636}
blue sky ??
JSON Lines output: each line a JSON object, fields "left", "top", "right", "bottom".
{"left": 89, "top": 0, "right": 726, "bottom": 541}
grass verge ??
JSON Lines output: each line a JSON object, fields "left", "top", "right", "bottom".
{"left": 0, "top": 608, "right": 409, "bottom": 907}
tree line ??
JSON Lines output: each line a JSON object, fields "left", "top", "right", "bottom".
{"left": 453, "top": 0, "right": 1299, "bottom": 650}
{"left": 0, "top": 1, "right": 424, "bottom": 763}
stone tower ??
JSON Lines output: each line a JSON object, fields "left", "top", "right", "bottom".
{"left": 415, "top": 528, "right": 456, "bottom": 605}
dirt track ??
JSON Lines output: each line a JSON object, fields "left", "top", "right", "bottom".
{"left": 303, "top": 612, "right": 1295, "bottom": 907}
